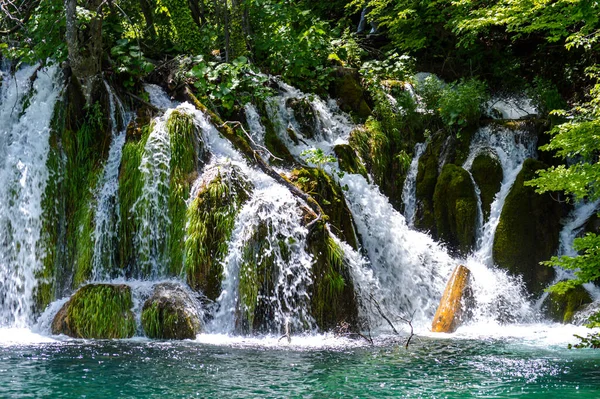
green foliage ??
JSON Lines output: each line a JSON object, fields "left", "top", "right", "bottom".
{"left": 110, "top": 39, "right": 155, "bottom": 89}
{"left": 189, "top": 56, "right": 272, "bottom": 115}
{"left": 249, "top": 1, "right": 336, "bottom": 93}
{"left": 569, "top": 333, "right": 600, "bottom": 349}
{"left": 360, "top": 53, "right": 414, "bottom": 89}
{"left": 66, "top": 284, "right": 136, "bottom": 339}
{"left": 301, "top": 148, "right": 337, "bottom": 171}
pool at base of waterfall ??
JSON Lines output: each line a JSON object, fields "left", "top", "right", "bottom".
{"left": 1, "top": 326, "right": 599, "bottom": 398}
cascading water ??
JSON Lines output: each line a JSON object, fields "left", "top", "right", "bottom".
{"left": 90, "top": 82, "right": 132, "bottom": 280}
{"left": 0, "top": 65, "right": 62, "bottom": 327}
{"left": 133, "top": 108, "right": 174, "bottom": 278}
{"left": 463, "top": 125, "right": 537, "bottom": 264}
{"left": 401, "top": 141, "right": 428, "bottom": 227}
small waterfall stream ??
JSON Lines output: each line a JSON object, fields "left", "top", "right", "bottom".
{"left": 402, "top": 141, "right": 428, "bottom": 227}
{"left": 90, "top": 82, "right": 132, "bottom": 280}
{"left": 0, "top": 65, "right": 62, "bottom": 327}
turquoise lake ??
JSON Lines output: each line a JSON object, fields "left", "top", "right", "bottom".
{"left": 1, "top": 328, "right": 599, "bottom": 398}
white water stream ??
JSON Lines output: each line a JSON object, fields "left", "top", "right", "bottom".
{"left": 0, "top": 65, "right": 62, "bottom": 327}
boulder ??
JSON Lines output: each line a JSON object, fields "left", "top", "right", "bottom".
{"left": 492, "top": 158, "right": 563, "bottom": 295}
{"left": 51, "top": 284, "right": 136, "bottom": 339}
{"left": 542, "top": 285, "right": 593, "bottom": 324}
{"left": 433, "top": 164, "right": 478, "bottom": 255}
{"left": 141, "top": 283, "right": 202, "bottom": 339}
{"left": 431, "top": 265, "right": 473, "bottom": 333}
{"left": 470, "top": 152, "right": 503, "bottom": 221}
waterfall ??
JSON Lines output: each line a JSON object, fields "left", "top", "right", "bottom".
{"left": 463, "top": 126, "right": 537, "bottom": 265}
{"left": 209, "top": 183, "right": 315, "bottom": 334}
{"left": 0, "top": 65, "right": 62, "bottom": 327}
{"left": 244, "top": 103, "right": 266, "bottom": 146}
{"left": 90, "top": 82, "right": 131, "bottom": 280}
{"left": 401, "top": 141, "right": 428, "bottom": 227}
{"left": 133, "top": 109, "right": 173, "bottom": 278}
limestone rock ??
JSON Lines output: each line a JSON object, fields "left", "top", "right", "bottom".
{"left": 432, "top": 265, "right": 473, "bottom": 333}
{"left": 141, "top": 283, "right": 202, "bottom": 340}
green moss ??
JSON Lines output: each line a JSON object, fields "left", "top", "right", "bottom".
{"left": 433, "top": 164, "right": 478, "bottom": 255}
{"left": 185, "top": 164, "right": 252, "bottom": 299}
{"left": 329, "top": 68, "right": 372, "bottom": 120}
{"left": 118, "top": 125, "right": 150, "bottom": 275}
{"left": 349, "top": 118, "right": 390, "bottom": 188}
{"left": 414, "top": 135, "right": 442, "bottom": 234}
{"left": 258, "top": 101, "right": 295, "bottom": 165}
{"left": 307, "top": 222, "right": 359, "bottom": 331}
{"left": 543, "top": 285, "right": 592, "bottom": 323}
{"left": 333, "top": 144, "right": 368, "bottom": 178}
{"left": 289, "top": 167, "right": 358, "bottom": 249}
{"left": 167, "top": 110, "right": 201, "bottom": 276}
{"left": 237, "top": 222, "right": 278, "bottom": 334}
{"left": 470, "top": 152, "right": 503, "bottom": 221}
{"left": 493, "top": 158, "right": 563, "bottom": 295}
{"left": 58, "top": 284, "right": 136, "bottom": 339}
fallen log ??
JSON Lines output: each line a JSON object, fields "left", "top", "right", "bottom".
{"left": 431, "top": 265, "right": 472, "bottom": 333}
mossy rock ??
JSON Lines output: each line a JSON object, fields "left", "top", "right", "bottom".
{"left": 470, "top": 152, "right": 503, "bottom": 221}
{"left": 51, "top": 284, "right": 136, "bottom": 339}
{"left": 333, "top": 144, "right": 368, "bottom": 178}
{"left": 141, "top": 283, "right": 202, "bottom": 339}
{"left": 287, "top": 98, "right": 317, "bottom": 139}
{"left": 185, "top": 163, "right": 253, "bottom": 300}
{"left": 289, "top": 167, "right": 358, "bottom": 249}
{"left": 542, "top": 286, "right": 593, "bottom": 323}
{"left": 307, "top": 221, "right": 360, "bottom": 331}
{"left": 492, "top": 158, "right": 564, "bottom": 295}
{"left": 433, "top": 164, "right": 478, "bottom": 255}
{"left": 235, "top": 220, "right": 280, "bottom": 334}
{"left": 349, "top": 118, "right": 404, "bottom": 210}
{"left": 256, "top": 101, "right": 295, "bottom": 165}
{"left": 329, "top": 67, "right": 371, "bottom": 120}
{"left": 414, "top": 133, "right": 444, "bottom": 234}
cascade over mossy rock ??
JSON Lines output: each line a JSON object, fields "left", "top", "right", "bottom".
{"left": 307, "top": 221, "right": 359, "bottom": 331}
{"left": 542, "top": 286, "right": 593, "bottom": 324}
{"left": 414, "top": 132, "right": 444, "bottom": 234}
{"left": 185, "top": 163, "right": 253, "bottom": 300}
{"left": 51, "top": 284, "right": 136, "bottom": 339}
{"left": 287, "top": 98, "right": 317, "bottom": 139}
{"left": 329, "top": 67, "right": 371, "bottom": 120}
{"left": 289, "top": 167, "right": 358, "bottom": 248}
{"left": 432, "top": 265, "right": 473, "bottom": 333}
{"left": 433, "top": 164, "right": 478, "bottom": 255}
{"left": 470, "top": 152, "right": 503, "bottom": 221}
{"left": 141, "top": 283, "right": 202, "bottom": 339}
{"left": 493, "top": 158, "right": 563, "bottom": 295}
{"left": 333, "top": 144, "right": 368, "bottom": 178}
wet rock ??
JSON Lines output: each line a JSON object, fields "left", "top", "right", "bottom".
{"left": 493, "top": 158, "right": 564, "bottom": 295}
{"left": 287, "top": 98, "right": 317, "bottom": 139}
{"left": 432, "top": 265, "right": 473, "bottom": 333}
{"left": 470, "top": 152, "right": 503, "bottom": 222}
{"left": 185, "top": 163, "right": 253, "bottom": 300}
{"left": 51, "top": 284, "right": 136, "bottom": 339}
{"left": 542, "top": 286, "right": 593, "bottom": 324}
{"left": 333, "top": 144, "right": 368, "bottom": 178}
{"left": 141, "top": 283, "right": 202, "bottom": 339}
{"left": 433, "top": 164, "right": 478, "bottom": 255}
{"left": 329, "top": 67, "right": 371, "bottom": 120}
